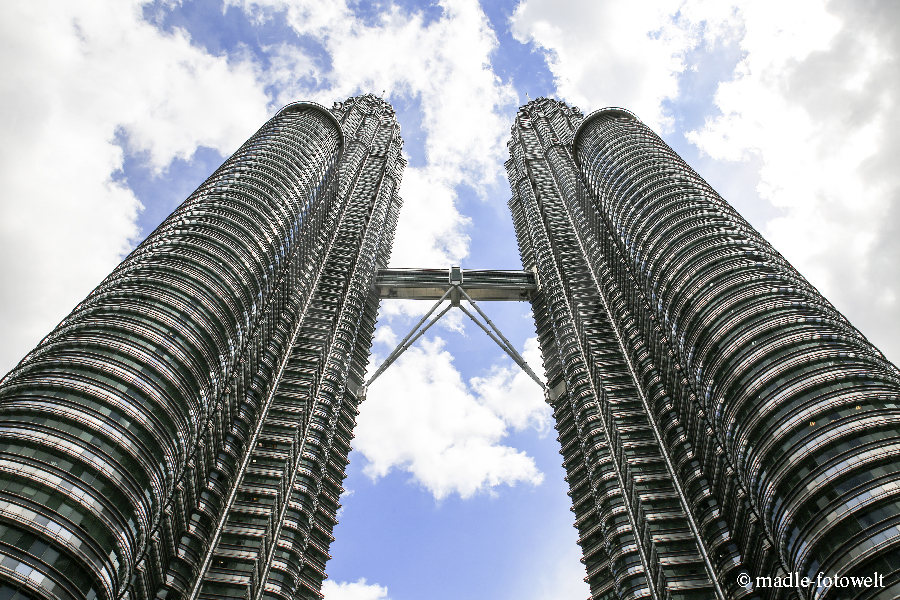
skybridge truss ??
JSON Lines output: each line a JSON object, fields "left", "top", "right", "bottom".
{"left": 365, "top": 267, "right": 545, "bottom": 393}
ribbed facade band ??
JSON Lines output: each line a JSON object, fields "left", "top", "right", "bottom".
{"left": 0, "top": 94, "right": 404, "bottom": 600}
{"left": 3, "top": 87, "right": 899, "bottom": 600}
{"left": 507, "top": 98, "right": 900, "bottom": 600}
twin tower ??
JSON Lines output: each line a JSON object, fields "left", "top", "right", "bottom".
{"left": 0, "top": 94, "right": 897, "bottom": 600}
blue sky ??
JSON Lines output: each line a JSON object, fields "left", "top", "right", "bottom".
{"left": 2, "top": 1, "right": 899, "bottom": 599}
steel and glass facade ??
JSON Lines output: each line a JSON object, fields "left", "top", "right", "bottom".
{"left": 4, "top": 85, "right": 900, "bottom": 600}
{"left": 0, "top": 94, "right": 404, "bottom": 600}
{"left": 507, "top": 98, "right": 900, "bottom": 600}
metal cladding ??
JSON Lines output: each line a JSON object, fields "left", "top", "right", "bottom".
{"left": 0, "top": 94, "right": 404, "bottom": 600}
{"left": 508, "top": 97, "right": 900, "bottom": 600}
{"left": 374, "top": 268, "right": 537, "bottom": 301}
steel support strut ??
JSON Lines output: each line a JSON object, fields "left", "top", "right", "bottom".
{"left": 366, "top": 278, "right": 545, "bottom": 391}
{"left": 364, "top": 288, "right": 452, "bottom": 387}
{"left": 456, "top": 289, "right": 545, "bottom": 388}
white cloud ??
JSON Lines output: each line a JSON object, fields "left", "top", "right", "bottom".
{"left": 511, "top": 0, "right": 692, "bottom": 131}
{"left": 470, "top": 336, "right": 550, "bottom": 432}
{"left": 266, "top": 0, "right": 516, "bottom": 185}
{"left": 357, "top": 336, "right": 546, "bottom": 499}
{"left": 388, "top": 167, "right": 471, "bottom": 269}
{"left": 0, "top": 0, "right": 270, "bottom": 373}
{"left": 322, "top": 578, "right": 390, "bottom": 600}
{"left": 372, "top": 325, "right": 399, "bottom": 348}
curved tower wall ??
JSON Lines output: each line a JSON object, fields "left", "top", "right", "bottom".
{"left": 0, "top": 95, "right": 404, "bottom": 600}
{"left": 509, "top": 96, "right": 900, "bottom": 600}
{"left": 574, "top": 109, "right": 900, "bottom": 600}
{"left": 507, "top": 99, "right": 732, "bottom": 600}
{"left": 194, "top": 95, "right": 404, "bottom": 600}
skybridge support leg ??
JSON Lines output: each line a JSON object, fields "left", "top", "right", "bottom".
{"left": 457, "top": 304, "right": 545, "bottom": 389}
{"left": 457, "top": 287, "right": 545, "bottom": 389}
{"left": 365, "top": 289, "right": 452, "bottom": 388}
{"left": 366, "top": 282, "right": 546, "bottom": 392}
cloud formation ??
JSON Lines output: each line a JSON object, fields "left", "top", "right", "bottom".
{"left": 322, "top": 578, "right": 390, "bottom": 600}
{"left": 469, "top": 336, "right": 550, "bottom": 432}
{"left": 0, "top": 0, "right": 270, "bottom": 373}
{"left": 356, "top": 334, "right": 548, "bottom": 499}
{"left": 511, "top": 0, "right": 691, "bottom": 131}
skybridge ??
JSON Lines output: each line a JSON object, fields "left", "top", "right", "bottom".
{"left": 365, "top": 266, "right": 545, "bottom": 392}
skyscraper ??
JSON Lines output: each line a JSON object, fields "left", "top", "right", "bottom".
{"left": 507, "top": 98, "right": 900, "bottom": 600}
{"left": 3, "top": 86, "right": 900, "bottom": 600}
{"left": 0, "top": 94, "right": 404, "bottom": 600}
